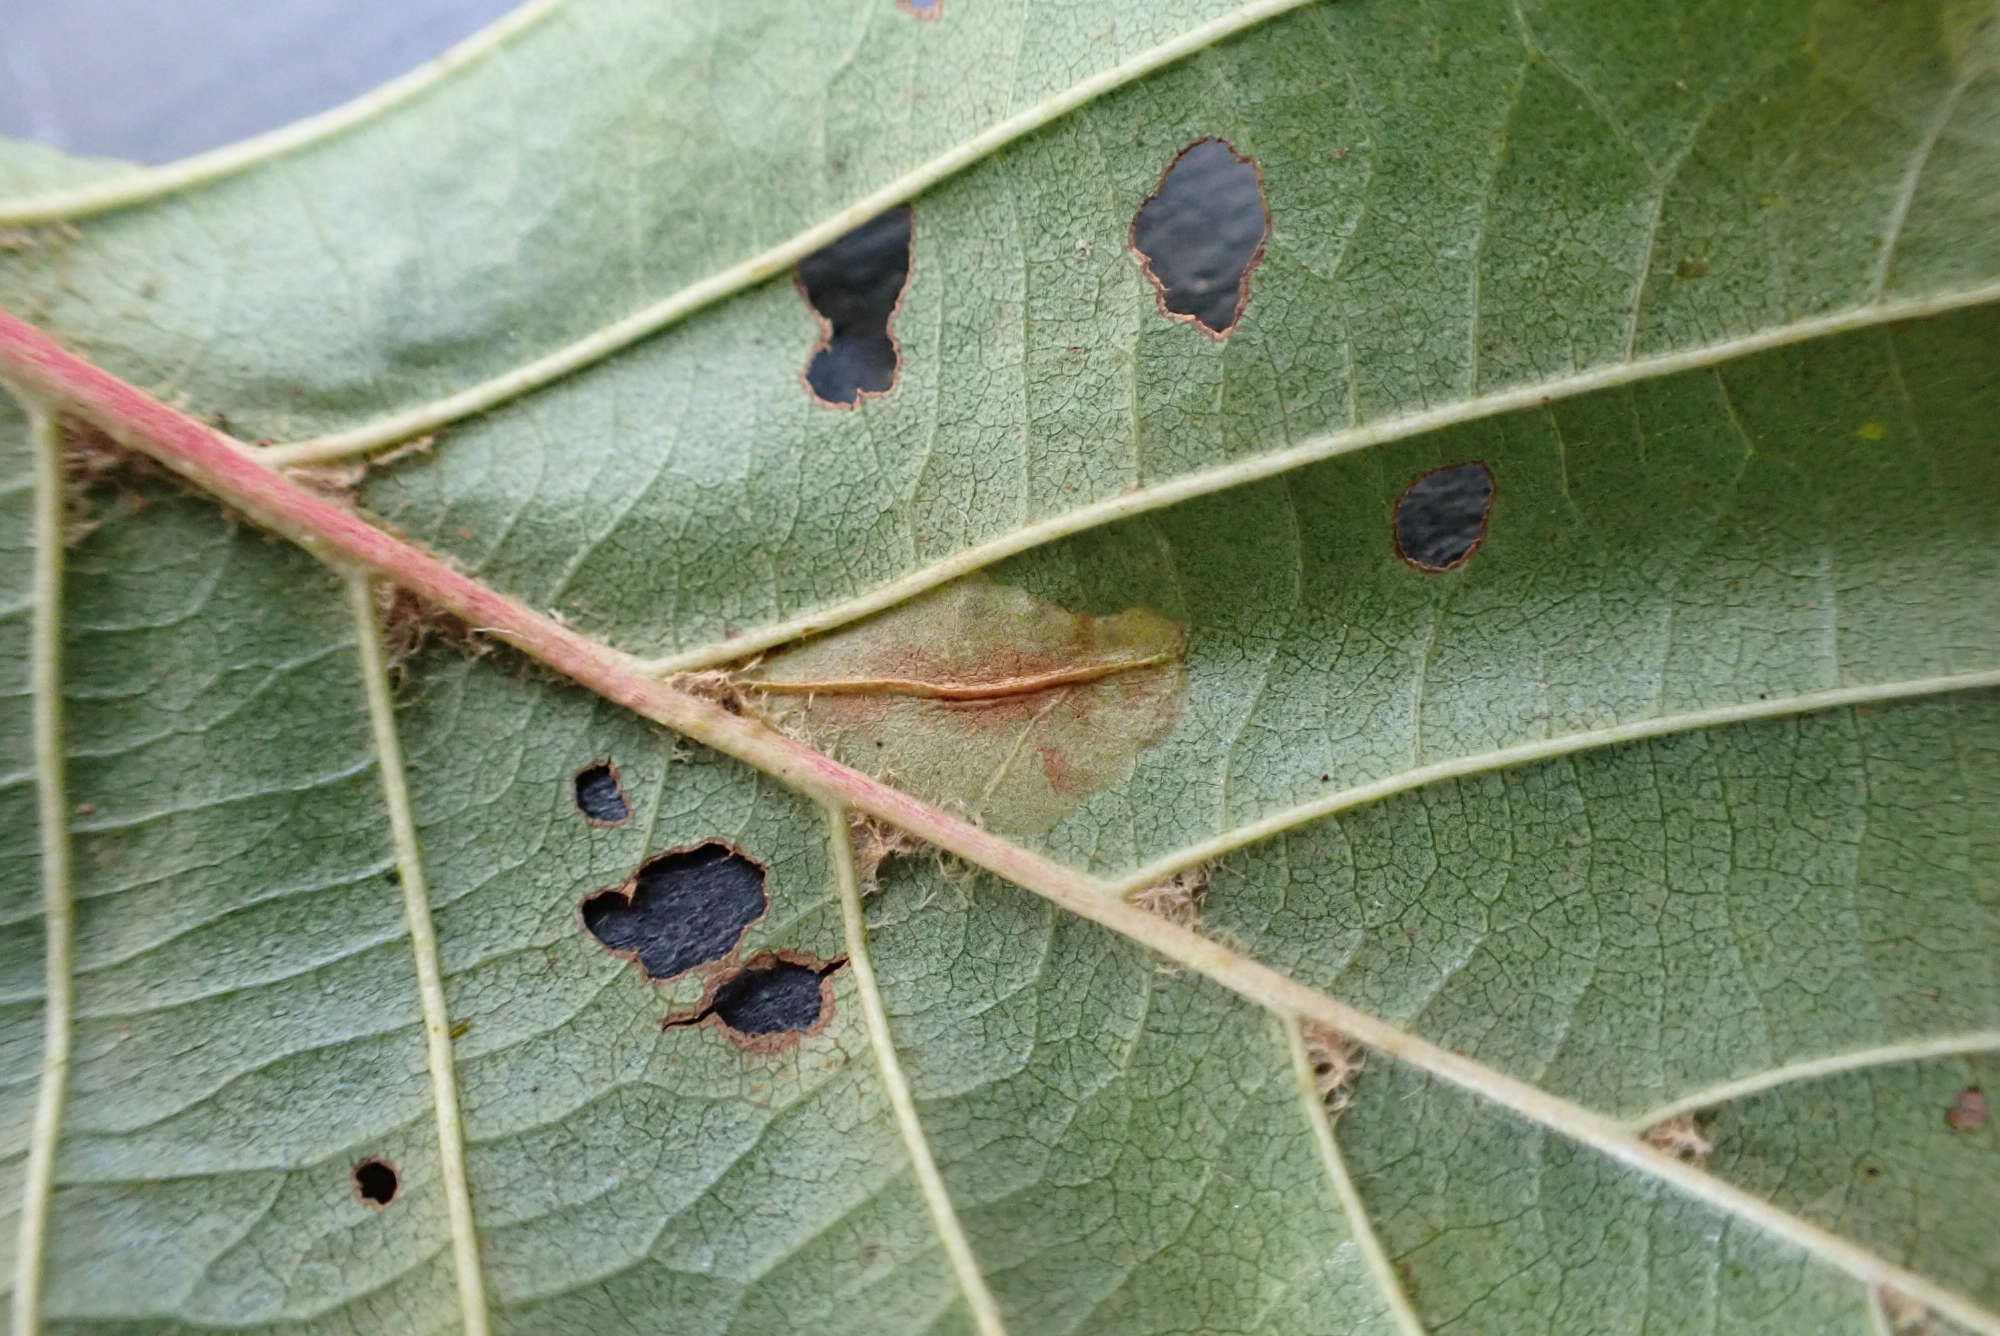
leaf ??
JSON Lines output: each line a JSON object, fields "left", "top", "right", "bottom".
{"left": 2, "top": 0, "right": 1998, "bottom": 1333}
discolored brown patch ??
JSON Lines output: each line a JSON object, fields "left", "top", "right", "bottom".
{"left": 1878, "top": 1286, "right": 1940, "bottom": 1335}
{"left": 849, "top": 811, "right": 924, "bottom": 890}
{"left": 742, "top": 578, "right": 1187, "bottom": 834}
{"left": 1301, "top": 1023, "right": 1363, "bottom": 1113}
{"left": 1947, "top": 1086, "right": 1987, "bottom": 1134}
{"left": 1641, "top": 1113, "right": 1712, "bottom": 1166}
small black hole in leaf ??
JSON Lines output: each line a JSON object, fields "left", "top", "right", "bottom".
{"left": 711, "top": 960, "right": 827, "bottom": 1036}
{"left": 797, "top": 206, "right": 913, "bottom": 406}
{"left": 1393, "top": 461, "right": 1496, "bottom": 571}
{"left": 573, "top": 762, "right": 630, "bottom": 825}
{"left": 353, "top": 1158, "right": 398, "bottom": 1207}
{"left": 1130, "top": 138, "right": 1269, "bottom": 338}
{"left": 581, "top": 842, "right": 768, "bottom": 982}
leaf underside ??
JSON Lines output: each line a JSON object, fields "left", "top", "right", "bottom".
{"left": 2, "top": 1, "right": 1998, "bottom": 1334}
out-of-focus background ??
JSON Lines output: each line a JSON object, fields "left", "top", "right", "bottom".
{"left": 0, "top": 0, "right": 520, "bottom": 162}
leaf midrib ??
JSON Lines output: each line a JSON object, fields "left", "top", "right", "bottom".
{"left": 8, "top": 319, "right": 2000, "bottom": 1333}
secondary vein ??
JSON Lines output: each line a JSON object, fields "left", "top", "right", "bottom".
{"left": 1282, "top": 1017, "right": 1425, "bottom": 1336}
{"left": 10, "top": 401, "right": 71, "bottom": 1336}
{"left": 346, "top": 571, "right": 492, "bottom": 1336}
{"left": 826, "top": 804, "right": 1009, "bottom": 1336}
{"left": 1111, "top": 669, "right": 2000, "bottom": 898}
{"left": 1626, "top": 1030, "right": 2000, "bottom": 1132}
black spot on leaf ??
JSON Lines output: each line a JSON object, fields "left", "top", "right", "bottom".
{"left": 581, "top": 842, "right": 767, "bottom": 982}
{"left": 353, "top": 1158, "right": 398, "bottom": 1207}
{"left": 797, "top": 206, "right": 913, "bottom": 406}
{"left": 1394, "top": 462, "right": 1495, "bottom": 571}
{"left": 1130, "top": 138, "right": 1269, "bottom": 337}
{"left": 572, "top": 762, "right": 630, "bottom": 825}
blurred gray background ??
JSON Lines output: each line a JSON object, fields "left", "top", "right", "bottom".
{"left": 0, "top": 0, "right": 521, "bottom": 162}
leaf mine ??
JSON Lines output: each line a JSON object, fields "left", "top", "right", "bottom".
{"left": 1130, "top": 137, "right": 1269, "bottom": 338}
{"left": 743, "top": 578, "right": 1188, "bottom": 835}
{"left": 580, "top": 841, "right": 767, "bottom": 982}
{"left": 796, "top": 206, "right": 914, "bottom": 406}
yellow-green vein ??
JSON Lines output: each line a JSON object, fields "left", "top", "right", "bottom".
{"left": 10, "top": 401, "right": 70, "bottom": 1336}
{"left": 345, "top": 571, "right": 491, "bottom": 1336}
{"left": 825, "top": 803, "right": 1009, "bottom": 1336}
{"left": 1281, "top": 1017, "right": 1424, "bottom": 1336}
{"left": 1113, "top": 669, "right": 2000, "bottom": 898}
{"left": 1627, "top": 1030, "right": 2000, "bottom": 1132}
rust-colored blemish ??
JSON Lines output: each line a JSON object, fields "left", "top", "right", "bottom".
{"left": 1947, "top": 1086, "right": 1988, "bottom": 1134}
{"left": 1128, "top": 136, "right": 1270, "bottom": 341}
{"left": 743, "top": 581, "right": 1188, "bottom": 835}
{"left": 660, "top": 950, "right": 846, "bottom": 1054}
{"left": 1037, "top": 742, "right": 1080, "bottom": 797}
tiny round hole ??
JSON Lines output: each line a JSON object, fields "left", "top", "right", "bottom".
{"left": 353, "top": 1157, "right": 399, "bottom": 1207}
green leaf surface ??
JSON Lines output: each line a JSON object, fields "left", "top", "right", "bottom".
{"left": 3, "top": 0, "right": 1998, "bottom": 1333}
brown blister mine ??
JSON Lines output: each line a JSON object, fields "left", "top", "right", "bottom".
{"left": 742, "top": 578, "right": 1188, "bottom": 835}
